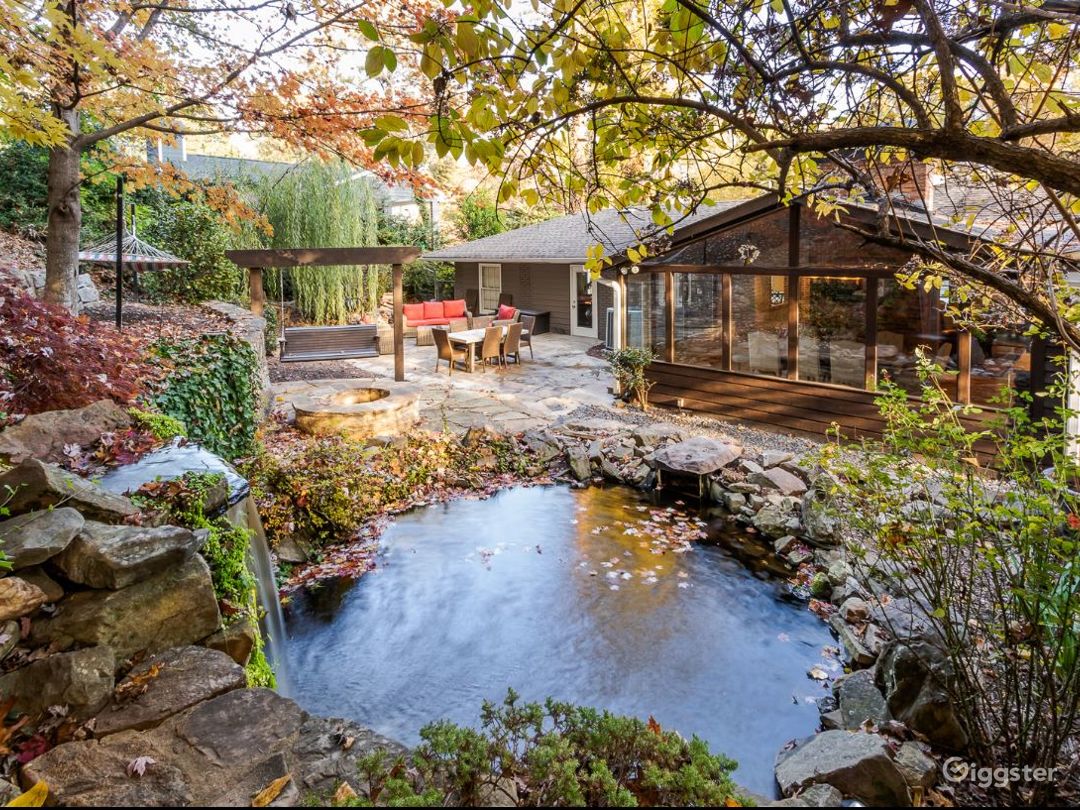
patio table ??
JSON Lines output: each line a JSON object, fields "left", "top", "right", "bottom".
{"left": 446, "top": 326, "right": 530, "bottom": 373}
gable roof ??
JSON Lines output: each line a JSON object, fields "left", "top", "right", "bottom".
{"left": 422, "top": 200, "right": 754, "bottom": 263}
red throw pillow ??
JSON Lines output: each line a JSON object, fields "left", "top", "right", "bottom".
{"left": 497, "top": 304, "right": 516, "bottom": 321}
{"left": 423, "top": 301, "right": 444, "bottom": 319}
{"left": 443, "top": 299, "right": 467, "bottom": 318}
{"left": 403, "top": 303, "right": 424, "bottom": 322}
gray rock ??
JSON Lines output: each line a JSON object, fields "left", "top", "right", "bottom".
{"left": 724, "top": 492, "right": 747, "bottom": 511}
{"left": 769, "top": 783, "right": 844, "bottom": 807}
{"left": 876, "top": 640, "right": 968, "bottom": 750}
{"left": 587, "top": 438, "right": 604, "bottom": 462}
{"left": 894, "top": 741, "right": 938, "bottom": 789}
{"left": 600, "top": 457, "right": 623, "bottom": 481}
{"left": 729, "top": 481, "right": 762, "bottom": 495}
{"left": 95, "top": 646, "right": 246, "bottom": 736}
{"left": 840, "top": 597, "right": 871, "bottom": 623}
{"left": 830, "top": 616, "right": 879, "bottom": 667}
{"left": 565, "top": 445, "right": 592, "bottom": 482}
{"left": 653, "top": 437, "right": 741, "bottom": 475}
{"left": 801, "top": 475, "right": 841, "bottom": 545}
{"left": 754, "top": 503, "right": 798, "bottom": 538}
{"left": 788, "top": 547, "right": 814, "bottom": 567}
{"left": 0, "top": 646, "right": 114, "bottom": 718}
{"left": 521, "top": 431, "right": 561, "bottom": 463}
{"left": 819, "top": 709, "right": 844, "bottom": 731}
{"left": 0, "top": 620, "right": 18, "bottom": 661}
{"left": 775, "top": 730, "right": 910, "bottom": 805}
{"left": 827, "top": 559, "right": 854, "bottom": 586}
{"left": 0, "top": 575, "right": 46, "bottom": 621}
{"left": 16, "top": 566, "right": 64, "bottom": 602}
{"left": 762, "top": 450, "right": 795, "bottom": 469}
{"left": 32, "top": 555, "right": 222, "bottom": 659}
{"left": 626, "top": 463, "right": 652, "bottom": 488}
{"left": 774, "top": 535, "right": 798, "bottom": 555}
{"left": 0, "top": 400, "right": 130, "bottom": 465}
{"left": 738, "top": 458, "right": 764, "bottom": 476}
{"left": 837, "top": 669, "right": 891, "bottom": 730}
{"left": 0, "top": 459, "right": 140, "bottom": 523}
{"left": 749, "top": 467, "right": 808, "bottom": 496}
{"left": 205, "top": 618, "right": 257, "bottom": 667}
{"left": 52, "top": 521, "right": 202, "bottom": 590}
{"left": 0, "top": 507, "right": 83, "bottom": 569}
{"left": 630, "top": 423, "right": 684, "bottom": 447}
{"left": 870, "top": 596, "right": 933, "bottom": 643}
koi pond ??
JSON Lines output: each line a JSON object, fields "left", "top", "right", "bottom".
{"left": 280, "top": 485, "right": 836, "bottom": 796}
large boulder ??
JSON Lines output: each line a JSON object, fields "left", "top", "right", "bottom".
{"left": 31, "top": 555, "right": 221, "bottom": 659}
{"left": 0, "top": 576, "right": 47, "bottom": 621}
{"left": 95, "top": 646, "right": 246, "bottom": 736}
{"left": 0, "top": 507, "right": 83, "bottom": 569}
{"left": 836, "top": 669, "right": 891, "bottom": 730}
{"left": 630, "top": 423, "right": 685, "bottom": 447}
{"left": 653, "top": 437, "right": 741, "bottom": 476}
{"left": 565, "top": 445, "right": 592, "bottom": 481}
{"left": 801, "top": 474, "right": 841, "bottom": 545}
{"left": 0, "top": 646, "right": 114, "bottom": 718}
{"left": 875, "top": 639, "right": 968, "bottom": 750}
{"left": 24, "top": 688, "right": 407, "bottom": 806}
{"left": 749, "top": 467, "right": 808, "bottom": 496}
{"left": 51, "top": 522, "right": 203, "bottom": 590}
{"left": 752, "top": 501, "right": 801, "bottom": 538}
{"left": 0, "top": 459, "right": 139, "bottom": 524}
{"left": 0, "top": 400, "right": 130, "bottom": 465}
{"left": 775, "top": 731, "right": 910, "bottom": 806}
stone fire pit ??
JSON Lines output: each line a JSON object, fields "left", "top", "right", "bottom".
{"left": 291, "top": 382, "right": 421, "bottom": 441}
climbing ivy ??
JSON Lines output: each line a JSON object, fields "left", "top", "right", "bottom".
{"left": 128, "top": 407, "right": 187, "bottom": 442}
{"left": 150, "top": 333, "right": 259, "bottom": 460}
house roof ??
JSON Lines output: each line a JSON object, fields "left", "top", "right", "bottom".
{"left": 422, "top": 200, "right": 752, "bottom": 263}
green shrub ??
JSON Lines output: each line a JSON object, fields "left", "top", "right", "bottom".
{"left": 150, "top": 333, "right": 259, "bottom": 460}
{"left": 607, "top": 347, "right": 657, "bottom": 410}
{"left": 323, "top": 691, "right": 746, "bottom": 807}
{"left": 141, "top": 199, "right": 243, "bottom": 303}
{"left": 816, "top": 354, "right": 1080, "bottom": 805}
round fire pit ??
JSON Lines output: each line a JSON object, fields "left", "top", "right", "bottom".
{"left": 291, "top": 382, "right": 421, "bottom": 441}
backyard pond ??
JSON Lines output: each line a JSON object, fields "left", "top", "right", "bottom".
{"left": 280, "top": 484, "right": 837, "bottom": 796}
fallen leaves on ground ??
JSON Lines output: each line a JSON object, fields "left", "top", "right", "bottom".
{"left": 114, "top": 663, "right": 163, "bottom": 704}
{"left": 126, "top": 756, "right": 155, "bottom": 778}
{"left": 251, "top": 775, "right": 292, "bottom": 807}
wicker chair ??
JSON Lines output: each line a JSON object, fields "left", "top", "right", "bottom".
{"left": 479, "top": 326, "right": 503, "bottom": 371}
{"left": 519, "top": 313, "right": 535, "bottom": 360}
{"left": 502, "top": 322, "right": 524, "bottom": 365}
{"left": 432, "top": 327, "right": 468, "bottom": 375}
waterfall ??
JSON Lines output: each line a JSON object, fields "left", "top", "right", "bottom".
{"left": 243, "top": 495, "right": 291, "bottom": 696}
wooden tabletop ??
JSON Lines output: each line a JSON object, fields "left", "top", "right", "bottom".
{"left": 447, "top": 327, "right": 529, "bottom": 345}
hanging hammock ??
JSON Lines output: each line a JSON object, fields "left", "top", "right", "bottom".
{"left": 78, "top": 230, "right": 189, "bottom": 272}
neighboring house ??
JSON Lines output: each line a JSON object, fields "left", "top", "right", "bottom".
{"left": 426, "top": 185, "right": 1065, "bottom": 446}
{"left": 147, "top": 137, "right": 435, "bottom": 222}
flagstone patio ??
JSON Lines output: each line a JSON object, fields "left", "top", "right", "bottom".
{"left": 271, "top": 333, "right": 615, "bottom": 434}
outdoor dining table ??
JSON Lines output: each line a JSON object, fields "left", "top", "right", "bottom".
{"left": 446, "top": 326, "right": 529, "bottom": 373}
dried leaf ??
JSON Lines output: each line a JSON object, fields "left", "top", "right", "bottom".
{"left": 126, "top": 756, "right": 155, "bottom": 778}
{"left": 6, "top": 780, "right": 48, "bottom": 807}
{"left": 251, "top": 775, "right": 291, "bottom": 807}
{"left": 646, "top": 715, "right": 662, "bottom": 736}
{"left": 115, "top": 663, "right": 163, "bottom": 703}
{"left": 332, "top": 782, "right": 357, "bottom": 804}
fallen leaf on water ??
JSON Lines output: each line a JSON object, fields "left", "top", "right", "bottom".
{"left": 808, "top": 666, "right": 829, "bottom": 681}
{"left": 6, "top": 780, "right": 48, "bottom": 807}
{"left": 251, "top": 775, "right": 292, "bottom": 807}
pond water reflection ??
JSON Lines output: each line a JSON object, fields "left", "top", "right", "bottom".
{"left": 282, "top": 485, "right": 836, "bottom": 796}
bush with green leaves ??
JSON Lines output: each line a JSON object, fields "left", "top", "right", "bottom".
{"left": 322, "top": 691, "right": 746, "bottom": 807}
{"left": 149, "top": 333, "right": 259, "bottom": 460}
{"left": 607, "top": 347, "right": 657, "bottom": 410}
{"left": 140, "top": 198, "right": 243, "bottom": 303}
{"left": 815, "top": 354, "right": 1080, "bottom": 805}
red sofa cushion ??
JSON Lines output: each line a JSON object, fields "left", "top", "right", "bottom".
{"left": 411, "top": 318, "right": 451, "bottom": 326}
{"left": 497, "top": 304, "right": 517, "bottom": 321}
{"left": 403, "top": 303, "right": 425, "bottom": 323}
{"left": 443, "top": 299, "right": 467, "bottom": 318}
{"left": 423, "top": 301, "right": 445, "bottom": 319}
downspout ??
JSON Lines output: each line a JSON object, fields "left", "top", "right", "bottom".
{"left": 594, "top": 277, "right": 622, "bottom": 350}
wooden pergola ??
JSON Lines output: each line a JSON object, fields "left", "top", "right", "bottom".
{"left": 226, "top": 247, "right": 422, "bottom": 382}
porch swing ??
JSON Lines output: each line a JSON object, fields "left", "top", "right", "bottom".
{"left": 275, "top": 266, "right": 379, "bottom": 363}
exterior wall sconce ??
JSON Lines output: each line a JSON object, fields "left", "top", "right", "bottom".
{"left": 619, "top": 265, "right": 642, "bottom": 275}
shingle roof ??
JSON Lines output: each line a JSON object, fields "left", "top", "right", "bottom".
{"left": 422, "top": 201, "right": 750, "bottom": 262}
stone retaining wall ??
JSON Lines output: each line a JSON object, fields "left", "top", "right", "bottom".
{"left": 202, "top": 301, "right": 270, "bottom": 404}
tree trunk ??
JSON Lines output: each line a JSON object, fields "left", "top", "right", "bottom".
{"left": 44, "top": 108, "right": 82, "bottom": 311}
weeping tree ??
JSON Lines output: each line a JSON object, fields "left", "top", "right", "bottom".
{"left": 258, "top": 161, "right": 381, "bottom": 324}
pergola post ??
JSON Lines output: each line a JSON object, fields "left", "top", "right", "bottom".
{"left": 249, "top": 267, "right": 265, "bottom": 317}
{"left": 392, "top": 263, "right": 405, "bottom": 381}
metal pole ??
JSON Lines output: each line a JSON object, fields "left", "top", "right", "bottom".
{"left": 393, "top": 263, "right": 405, "bottom": 381}
{"left": 130, "top": 202, "right": 140, "bottom": 294}
{"left": 115, "top": 176, "right": 123, "bottom": 330}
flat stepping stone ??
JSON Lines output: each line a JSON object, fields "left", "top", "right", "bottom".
{"left": 0, "top": 459, "right": 139, "bottom": 524}
{"left": 0, "top": 507, "right": 83, "bottom": 569}
{"left": 653, "top": 437, "right": 742, "bottom": 475}
{"left": 95, "top": 646, "right": 246, "bottom": 736}
{"left": 52, "top": 521, "right": 203, "bottom": 590}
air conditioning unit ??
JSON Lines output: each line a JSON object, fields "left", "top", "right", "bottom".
{"left": 605, "top": 307, "right": 645, "bottom": 350}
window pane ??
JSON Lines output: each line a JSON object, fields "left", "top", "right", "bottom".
{"left": 971, "top": 328, "right": 1032, "bottom": 407}
{"left": 799, "top": 277, "right": 866, "bottom": 388}
{"left": 731, "top": 274, "right": 787, "bottom": 377}
{"left": 673, "top": 274, "right": 725, "bottom": 369}
{"left": 625, "top": 274, "right": 667, "bottom": 357}
{"left": 876, "top": 279, "right": 954, "bottom": 397}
